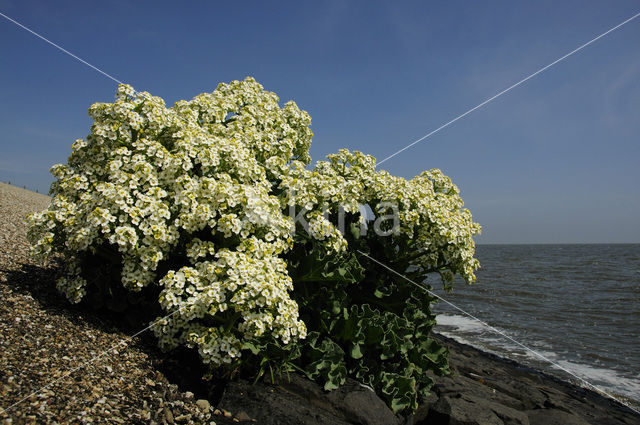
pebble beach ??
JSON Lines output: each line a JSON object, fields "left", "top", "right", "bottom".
{"left": 0, "top": 183, "right": 238, "bottom": 425}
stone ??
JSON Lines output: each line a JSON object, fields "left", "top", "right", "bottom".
{"left": 423, "top": 394, "right": 530, "bottom": 425}
{"left": 324, "top": 379, "right": 402, "bottom": 425}
{"left": 526, "top": 409, "right": 590, "bottom": 425}
{"left": 163, "top": 407, "right": 174, "bottom": 424}
{"left": 218, "top": 374, "right": 400, "bottom": 425}
{"left": 195, "top": 399, "right": 211, "bottom": 411}
{"left": 235, "top": 411, "right": 251, "bottom": 422}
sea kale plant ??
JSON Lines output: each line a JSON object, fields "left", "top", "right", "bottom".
{"left": 27, "top": 77, "right": 481, "bottom": 414}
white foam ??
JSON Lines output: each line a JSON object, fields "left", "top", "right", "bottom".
{"left": 523, "top": 348, "right": 559, "bottom": 361}
{"left": 435, "top": 314, "right": 488, "bottom": 333}
{"left": 554, "top": 359, "right": 640, "bottom": 402}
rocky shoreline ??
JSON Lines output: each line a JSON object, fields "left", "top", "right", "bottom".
{"left": 421, "top": 334, "right": 639, "bottom": 424}
{"left": 209, "top": 332, "right": 640, "bottom": 425}
{"left": 1, "top": 182, "right": 638, "bottom": 424}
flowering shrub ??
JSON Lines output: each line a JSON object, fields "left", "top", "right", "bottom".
{"left": 27, "top": 77, "right": 480, "bottom": 414}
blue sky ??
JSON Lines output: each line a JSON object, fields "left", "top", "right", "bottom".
{"left": 1, "top": 1, "right": 639, "bottom": 243}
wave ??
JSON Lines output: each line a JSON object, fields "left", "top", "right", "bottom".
{"left": 435, "top": 313, "right": 488, "bottom": 333}
{"left": 552, "top": 359, "right": 640, "bottom": 405}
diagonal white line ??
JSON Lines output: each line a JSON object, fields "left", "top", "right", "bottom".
{"left": 356, "top": 250, "right": 640, "bottom": 415}
{"left": 0, "top": 307, "right": 183, "bottom": 415}
{"left": 0, "top": 11, "right": 126, "bottom": 86}
{"left": 376, "top": 11, "right": 640, "bottom": 167}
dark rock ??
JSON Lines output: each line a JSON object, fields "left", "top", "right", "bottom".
{"left": 235, "top": 410, "right": 251, "bottom": 422}
{"left": 526, "top": 409, "right": 590, "bottom": 425}
{"left": 324, "top": 379, "right": 402, "bottom": 425}
{"left": 422, "top": 394, "right": 529, "bottom": 425}
{"left": 219, "top": 378, "right": 349, "bottom": 425}
{"left": 218, "top": 374, "right": 401, "bottom": 425}
{"left": 431, "top": 374, "right": 529, "bottom": 411}
{"left": 417, "top": 334, "right": 640, "bottom": 425}
{"left": 406, "top": 393, "right": 438, "bottom": 425}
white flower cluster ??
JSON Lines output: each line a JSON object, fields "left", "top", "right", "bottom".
{"left": 28, "top": 78, "right": 311, "bottom": 366}
{"left": 279, "top": 149, "right": 481, "bottom": 284}
{"left": 156, "top": 244, "right": 305, "bottom": 364}
{"left": 27, "top": 78, "right": 480, "bottom": 368}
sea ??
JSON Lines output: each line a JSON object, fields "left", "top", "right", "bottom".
{"left": 430, "top": 244, "right": 640, "bottom": 410}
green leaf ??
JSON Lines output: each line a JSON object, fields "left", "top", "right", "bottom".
{"left": 241, "top": 341, "right": 260, "bottom": 355}
{"left": 383, "top": 374, "right": 417, "bottom": 414}
{"left": 294, "top": 247, "right": 364, "bottom": 284}
{"left": 350, "top": 344, "right": 363, "bottom": 359}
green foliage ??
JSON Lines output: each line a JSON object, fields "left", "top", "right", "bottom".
{"left": 286, "top": 239, "right": 451, "bottom": 414}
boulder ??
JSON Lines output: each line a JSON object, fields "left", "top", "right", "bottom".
{"left": 526, "top": 409, "right": 590, "bottom": 425}
{"left": 218, "top": 374, "right": 401, "bottom": 425}
{"left": 422, "top": 394, "right": 530, "bottom": 425}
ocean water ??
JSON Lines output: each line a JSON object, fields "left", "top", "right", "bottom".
{"left": 430, "top": 244, "right": 640, "bottom": 410}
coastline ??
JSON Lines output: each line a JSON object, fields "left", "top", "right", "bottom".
{"left": 1, "top": 182, "right": 638, "bottom": 424}
{"left": 425, "top": 333, "right": 639, "bottom": 424}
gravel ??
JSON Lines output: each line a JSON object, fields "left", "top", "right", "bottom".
{"left": 0, "top": 183, "right": 242, "bottom": 424}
